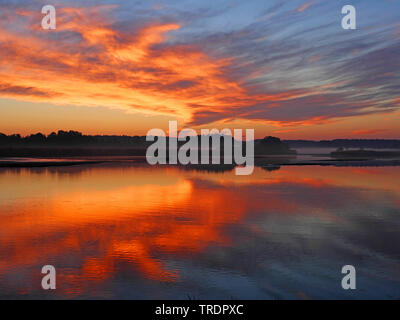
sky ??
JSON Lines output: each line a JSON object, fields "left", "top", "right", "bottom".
{"left": 0, "top": 0, "right": 399, "bottom": 139}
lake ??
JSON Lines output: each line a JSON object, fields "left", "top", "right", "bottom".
{"left": 0, "top": 163, "right": 399, "bottom": 299}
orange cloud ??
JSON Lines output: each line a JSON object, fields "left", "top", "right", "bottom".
{"left": 1, "top": 4, "right": 395, "bottom": 136}
{"left": 295, "top": 2, "right": 315, "bottom": 13}
{"left": 0, "top": 6, "right": 316, "bottom": 128}
{"left": 308, "top": 54, "right": 323, "bottom": 63}
{"left": 352, "top": 129, "right": 387, "bottom": 136}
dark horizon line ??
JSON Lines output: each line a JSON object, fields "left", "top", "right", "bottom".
{"left": 1, "top": 130, "right": 400, "bottom": 143}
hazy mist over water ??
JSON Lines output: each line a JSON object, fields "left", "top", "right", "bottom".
{"left": 0, "top": 163, "right": 399, "bottom": 299}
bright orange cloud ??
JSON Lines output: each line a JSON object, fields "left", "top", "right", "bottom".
{"left": 296, "top": 2, "right": 314, "bottom": 13}
{"left": 1, "top": 4, "right": 397, "bottom": 137}
{"left": 0, "top": 6, "right": 321, "bottom": 128}
{"left": 352, "top": 129, "right": 387, "bottom": 136}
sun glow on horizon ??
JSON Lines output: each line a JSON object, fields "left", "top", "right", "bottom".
{"left": 0, "top": 1, "right": 399, "bottom": 139}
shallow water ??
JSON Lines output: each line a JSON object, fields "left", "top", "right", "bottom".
{"left": 0, "top": 163, "right": 399, "bottom": 299}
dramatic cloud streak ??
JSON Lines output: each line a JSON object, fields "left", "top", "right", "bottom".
{"left": 295, "top": 2, "right": 315, "bottom": 13}
{"left": 1, "top": 6, "right": 306, "bottom": 123}
{"left": 0, "top": 0, "right": 399, "bottom": 136}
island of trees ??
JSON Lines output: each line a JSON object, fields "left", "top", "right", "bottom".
{"left": 0, "top": 130, "right": 296, "bottom": 157}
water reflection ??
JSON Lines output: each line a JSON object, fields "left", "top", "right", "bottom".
{"left": 0, "top": 164, "right": 399, "bottom": 299}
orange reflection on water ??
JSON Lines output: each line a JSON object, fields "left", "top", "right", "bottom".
{"left": 0, "top": 165, "right": 253, "bottom": 294}
{"left": 0, "top": 164, "right": 399, "bottom": 297}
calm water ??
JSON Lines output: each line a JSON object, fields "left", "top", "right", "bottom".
{"left": 0, "top": 163, "right": 399, "bottom": 299}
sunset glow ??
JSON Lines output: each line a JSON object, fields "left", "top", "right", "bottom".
{"left": 0, "top": 1, "right": 399, "bottom": 138}
{"left": 2, "top": 165, "right": 399, "bottom": 296}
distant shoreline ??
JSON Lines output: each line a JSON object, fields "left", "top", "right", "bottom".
{"left": 0, "top": 160, "right": 104, "bottom": 168}
{"left": 1, "top": 156, "right": 400, "bottom": 169}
